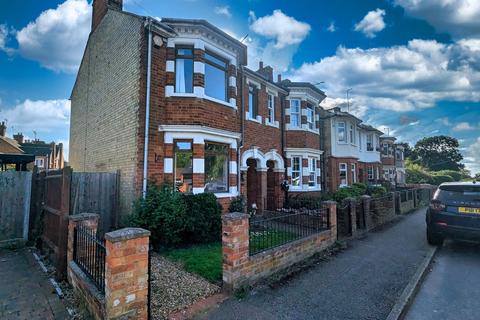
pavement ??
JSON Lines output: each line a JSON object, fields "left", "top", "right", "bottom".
{"left": 202, "top": 208, "right": 433, "bottom": 320}
{"left": 0, "top": 248, "right": 68, "bottom": 320}
{"left": 405, "top": 240, "right": 480, "bottom": 320}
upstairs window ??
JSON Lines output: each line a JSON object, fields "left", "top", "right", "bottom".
{"left": 366, "top": 134, "right": 373, "bottom": 151}
{"left": 306, "top": 105, "right": 315, "bottom": 130}
{"left": 337, "top": 121, "right": 346, "bottom": 142}
{"left": 290, "top": 100, "right": 301, "bottom": 127}
{"left": 204, "top": 143, "right": 229, "bottom": 193}
{"left": 205, "top": 52, "right": 228, "bottom": 101}
{"left": 248, "top": 84, "right": 258, "bottom": 118}
{"left": 383, "top": 143, "right": 389, "bottom": 155}
{"left": 349, "top": 124, "right": 355, "bottom": 144}
{"left": 339, "top": 163, "right": 347, "bottom": 186}
{"left": 308, "top": 158, "right": 317, "bottom": 187}
{"left": 174, "top": 141, "right": 193, "bottom": 193}
{"left": 175, "top": 47, "right": 193, "bottom": 93}
{"left": 268, "top": 93, "right": 275, "bottom": 123}
{"left": 291, "top": 156, "right": 302, "bottom": 187}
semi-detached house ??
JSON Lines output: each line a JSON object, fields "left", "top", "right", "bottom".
{"left": 69, "top": 0, "right": 329, "bottom": 217}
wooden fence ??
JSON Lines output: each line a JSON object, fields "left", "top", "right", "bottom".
{"left": 0, "top": 171, "right": 32, "bottom": 247}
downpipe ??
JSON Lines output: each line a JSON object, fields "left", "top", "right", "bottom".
{"left": 142, "top": 19, "right": 153, "bottom": 199}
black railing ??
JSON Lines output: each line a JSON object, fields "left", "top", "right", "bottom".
{"left": 73, "top": 225, "right": 106, "bottom": 294}
{"left": 249, "top": 208, "right": 330, "bottom": 256}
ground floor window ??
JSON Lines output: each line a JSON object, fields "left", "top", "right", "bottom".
{"left": 174, "top": 141, "right": 193, "bottom": 193}
{"left": 35, "top": 158, "right": 44, "bottom": 168}
{"left": 204, "top": 142, "right": 229, "bottom": 192}
{"left": 351, "top": 163, "right": 356, "bottom": 183}
{"left": 291, "top": 156, "right": 302, "bottom": 187}
{"left": 308, "top": 157, "right": 317, "bottom": 187}
{"left": 368, "top": 166, "right": 374, "bottom": 180}
{"left": 339, "top": 163, "right": 347, "bottom": 186}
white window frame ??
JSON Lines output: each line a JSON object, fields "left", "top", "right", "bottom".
{"left": 349, "top": 123, "right": 355, "bottom": 144}
{"left": 368, "top": 166, "right": 374, "bottom": 180}
{"left": 307, "top": 105, "right": 315, "bottom": 130}
{"left": 308, "top": 157, "right": 317, "bottom": 187}
{"left": 290, "top": 100, "right": 301, "bottom": 128}
{"left": 351, "top": 163, "right": 357, "bottom": 183}
{"left": 267, "top": 93, "right": 275, "bottom": 123}
{"left": 35, "top": 158, "right": 44, "bottom": 168}
{"left": 291, "top": 156, "right": 302, "bottom": 188}
{"left": 337, "top": 121, "right": 346, "bottom": 143}
{"left": 366, "top": 134, "right": 373, "bottom": 151}
{"left": 339, "top": 162, "right": 348, "bottom": 187}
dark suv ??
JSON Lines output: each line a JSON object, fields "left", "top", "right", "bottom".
{"left": 426, "top": 182, "right": 480, "bottom": 245}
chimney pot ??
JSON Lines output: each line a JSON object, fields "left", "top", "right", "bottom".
{"left": 259, "top": 61, "right": 263, "bottom": 69}
{"left": 277, "top": 74, "right": 282, "bottom": 83}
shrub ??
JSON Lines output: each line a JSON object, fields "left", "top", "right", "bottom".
{"left": 351, "top": 183, "right": 367, "bottom": 195}
{"left": 333, "top": 187, "right": 362, "bottom": 202}
{"left": 432, "top": 170, "right": 462, "bottom": 181}
{"left": 367, "top": 185, "right": 387, "bottom": 197}
{"left": 129, "top": 184, "right": 222, "bottom": 246}
{"left": 228, "top": 196, "right": 245, "bottom": 212}
{"left": 428, "top": 174, "right": 454, "bottom": 185}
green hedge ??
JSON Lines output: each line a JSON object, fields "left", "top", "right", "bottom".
{"left": 128, "top": 185, "right": 222, "bottom": 246}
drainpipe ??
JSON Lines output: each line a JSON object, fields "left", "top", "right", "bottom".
{"left": 238, "top": 65, "right": 245, "bottom": 199}
{"left": 142, "top": 18, "right": 153, "bottom": 199}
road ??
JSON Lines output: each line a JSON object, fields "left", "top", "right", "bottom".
{"left": 405, "top": 240, "right": 480, "bottom": 320}
{"left": 202, "top": 208, "right": 432, "bottom": 320}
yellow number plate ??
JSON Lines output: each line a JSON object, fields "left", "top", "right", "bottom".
{"left": 459, "top": 207, "right": 480, "bottom": 214}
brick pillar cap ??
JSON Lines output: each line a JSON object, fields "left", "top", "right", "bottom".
{"left": 345, "top": 197, "right": 357, "bottom": 202}
{"left": 69, "top": 212, "right": 99, "bottom": 222}
{"left": 322, "top": 200, "right": 337, "bottom": 205}
{"left": 360, "top": 195, "right": 372, "bottom": 199}
{"left": 105, "top": 228, "right": 150, "bottom": 243}
{"left": 222, "top": 212, "right": 249, "bottom": 222}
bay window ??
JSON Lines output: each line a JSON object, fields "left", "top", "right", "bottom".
{"left": 339, "top": 163, "right": 347, "bottom": 186}
{"left": 291, "top": 156, "right": 302, "bottom": 187}
{"left": 368, "top": 166, "right": 374, "bottom": 180}
{"left": 290, "top": 100, "right": 301, "bottom": 127}
{"left": 308, "top": 158, "right": 317, "bottom": 187}
{"left": 174, "top": 141, "right": 193, "bottom": 193}
{"left": 248, "top": 84, "right": 258, "bottom": 118}
{"left": 337, "top": 121, "right": 346, "bottom": 142}
{"left": 175, "top": 47, "right": 193, "bottom": 93}
{"left": 367, "top": 134, "right": 373, "bottom": 151}
{"left": 307, "top": 105, "right": 315, "bottom": 130}
{"left": 351, "top": 163, "right": 357, "bottom": 183}
{"left": 349, "top": 124, "right": 355, "bottom": 144}
{"left": 204, "top": 142, "right": 229, "bottom": 193}
{"left": 268, "top": 93, "right": 275, "bottom": 123}
{"left": 204, "top": 52, "right": 227, "bottom": 101}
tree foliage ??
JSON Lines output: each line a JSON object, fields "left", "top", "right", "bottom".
{"left": 414, "top": 136, "right": 464, "bottom": 171}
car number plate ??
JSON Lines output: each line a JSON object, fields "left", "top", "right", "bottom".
{"left": 458, "top": 207, "right": 480, "bottom": 214}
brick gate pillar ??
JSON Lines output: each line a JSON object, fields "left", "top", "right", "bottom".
{"left": 67, "top": 213, "right": 99, "bottom": 266}
{"left": 104, "top": 228, "right": 150, "bottom": 320}
{"left": 322, "top": 201, "right": 337, "bottom": 240}
{"left": 361, "top": 195, "right": 372, "bottom": 230}
{"left": 222, "top": 212, "right": 249, "bottom": 293}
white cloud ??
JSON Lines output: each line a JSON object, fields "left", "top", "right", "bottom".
{"left": 395, "top": 0, "right": 480, "bottom": 39}
{"left": 0, "top": 24, "right": 8, "bottom": 50}
{"left": 354, "top": 8, "right": 386, "bottom": 38}
{"left": 289, "top": 38, "right": 480, "bottom": 114}
{"left": 15, "top": 0, "right": 91, "bottom": 73}
{"left": 1, "top": 99, "right": 70, "bottom": 135}
{"left": 464, "top": 137, "right": 480, "bottom": 174}
{"left": 249, "top": 9, "right": 311, "bottom": 49}
{"left": 453, "top": 122, "right": 477, "bottom": 131}
{"left": 327, "top": 21, "right": 336, "bottom": 32}
{"left": 214, "top": 5, "right": 231, "bottom": 18}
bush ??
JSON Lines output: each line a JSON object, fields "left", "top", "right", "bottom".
{"left": 129, "top": 185, "right": 222, "bottom": 246}
{"left": 432, "top": 170, "right": 462, "bottom": 181}
{"left": 428, "top": 174, "right": 454, "bottom": 185}
{"left": 351, "top": 183, "right": 368, "bottom": 195}
{"left": 367, "top": 185, "right": 387, "bottom": 197}
{"left": 406, "top": 161, "right": 432, "bottom": 184}
{"left": 228, "top": 196, "right": 245, "bottom": 212}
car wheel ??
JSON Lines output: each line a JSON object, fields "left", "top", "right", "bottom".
{"left": 427, "top": 228, "right": 444, "bottom": 246}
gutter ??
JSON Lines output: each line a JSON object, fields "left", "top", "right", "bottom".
{"left": 142, "top": 18, "right": 153, "bottom": 199}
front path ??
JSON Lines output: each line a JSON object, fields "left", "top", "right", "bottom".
{"left": 202, "top": 208, "right": 432, "bottom": 320}
{"left": 0, "top": 248, "right": 68, "bottom": 320}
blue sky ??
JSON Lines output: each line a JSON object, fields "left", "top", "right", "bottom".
{"left": 0, "top": 0, "right": 479, "bottom": 173}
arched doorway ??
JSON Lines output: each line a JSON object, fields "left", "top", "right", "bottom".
{"left": 266, "top": 160, "right": 276, "bottom": 210}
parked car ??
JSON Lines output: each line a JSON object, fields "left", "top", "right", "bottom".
{"left": 426, "top": 181, "right": 480, "bottom": 245}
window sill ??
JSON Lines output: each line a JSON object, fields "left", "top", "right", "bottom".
{"left": 265, "top": 120, "right": 280, "bottom": 128}
{"left": 214, "top": 191, "right": 239, "bottom": 198}
{"left": 246, "top": 113, "right": 262, "bottom": 124}
{"left": 166, "top": 90, "right": 237, "bottom": 109}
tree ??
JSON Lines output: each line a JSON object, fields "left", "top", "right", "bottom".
{"left": 414, "top": 136, "right": 464, "bottom": 171}
{"left": 397, "top": 142, "right": 417, "bottom": 161}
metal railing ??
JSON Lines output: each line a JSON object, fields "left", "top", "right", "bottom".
{"left": 73, "top": 225, "right": 106, "bottom": 294}
{"left": 249, "top": 208, "right": 330, "bottom": 256}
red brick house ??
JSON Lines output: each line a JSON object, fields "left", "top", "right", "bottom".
{"left": 69, "top": 0, "right": 329, "bottom": 216}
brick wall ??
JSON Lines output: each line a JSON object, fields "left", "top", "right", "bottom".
{"left": 70, "top": 10, "right": 144, "bottom": 218}
{"left": 222, "top": 201, "right": 337, "bottom": 292}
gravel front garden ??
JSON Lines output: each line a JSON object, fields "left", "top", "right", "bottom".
{"left": 150, "top": 252, "right": 221, "bottom": 319}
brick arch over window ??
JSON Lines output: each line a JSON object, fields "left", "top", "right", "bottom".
{"left": 240, "top": 148, "right": 267, "bottom": 170}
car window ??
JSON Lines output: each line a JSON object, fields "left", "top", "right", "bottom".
{"left": 435, "top": 185, "right": 480, "bottom": 203}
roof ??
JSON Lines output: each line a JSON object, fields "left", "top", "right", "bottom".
{"left": 0, "top": 136, "right": 24, "bottom": 154}
{"left": 380, "top": 135, "right": 397, "bottom": 141}
{"left": 244, "top": 68, "right": 288, "bottom": 93}
{"left": 279, "top": 80, "right": 326, "bottom": 98}
{"left": 359, "top": 123, "right": 383, "bottom": 134}
{"left": 326, "top": 107, "right": 363, "bottom": 123}
{"left": 0, "top": 153, "right": 35, "bottom": 165}
{"left": 20, "top": 142, "right": 53, "bottom": 157}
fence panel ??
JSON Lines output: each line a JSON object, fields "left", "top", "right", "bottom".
{"left": 71, "top": 172, "right": 119, "bottom": 234}
{"left": 0, "top": 171, "right": 32, "bottom": 246}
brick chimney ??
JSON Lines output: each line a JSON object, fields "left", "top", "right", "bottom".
{"left": 92, "top": 0, "right": 123, "bottom": 33}
{"left": 13, "top": 133, "right": 24, "bottom": 144}
{"left": 0, "top": 121, "right": 6, "bottom": 137}
{"left": 257, "top": 61, "right": 273, "bottom": 82}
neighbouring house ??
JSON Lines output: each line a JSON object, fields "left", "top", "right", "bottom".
{"left": 380, "top": 135, "right": 397, "bottom": 185}
{"left": 0, "top": 122, "right": 34, "bottom": 171}
{"left": 319, "top": 107, "right": 383, "bottom": 192}
{"left": 13, "top": 133, "right": 65, "bottom": 170}
{"left": 395, "top": 143, "right": 406, "bottom": 185}
{"left": 69, "top": 0, "right": 330, "bottom": 216}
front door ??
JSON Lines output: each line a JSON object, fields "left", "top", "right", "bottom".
{"left": 246, "top": 159, "right": 258, "bottom": 209}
